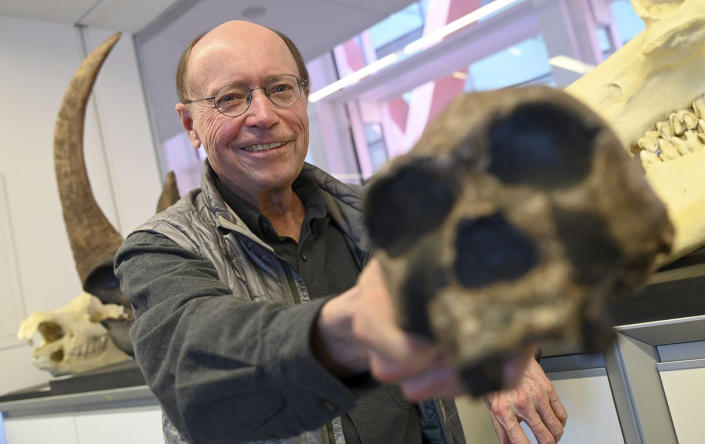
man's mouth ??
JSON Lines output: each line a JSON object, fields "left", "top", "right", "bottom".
{"left": 242, "top": 142, "right": 284, "bottom": 152}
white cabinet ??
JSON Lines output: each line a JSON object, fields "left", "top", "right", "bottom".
{"left": 660, "top": 365, "right": 705, "bottom": 443}
{"left": 658, "top": 342, "right": 705, "bottom": 444}
{"left": 75, "top": 406, "right": 163, "bottom": 444}
{"left": 3, "top": 405, "right": 163, "bottom": 444}
{"left": 0, "top": 387, "right": 161, "bottom": 444}
{"left": 4, "top": 414, "right": 78, "bottom": 444}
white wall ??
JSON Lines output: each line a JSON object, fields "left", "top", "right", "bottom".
{"left": 0, "top": 16, "right": 161, "bottom": 395}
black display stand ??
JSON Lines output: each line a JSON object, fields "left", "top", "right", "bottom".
{"left": 609, "top": 247, "right": 705, "bottom": 325}
{"left": 0, "top": 360, "right": 144, "bottom": 403}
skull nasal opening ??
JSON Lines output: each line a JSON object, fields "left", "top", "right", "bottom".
{"left": 454, "top": 212, "right": 538, "bottom": 288}
{"left": 488, "top": 102, "right": 598, "bottom": 189}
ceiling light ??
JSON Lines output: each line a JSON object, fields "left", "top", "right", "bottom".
{"left": 309, "top": 53, "right": 399, "bottom": 102}
{"left": 242, "top": 6, "right": 267, "bottom": 19}
{"left": 403, "top": 0, "right": 521, "bottom": 55}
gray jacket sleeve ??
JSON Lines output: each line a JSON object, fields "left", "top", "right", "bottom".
{"left": 114, "top": 230, "right": 356, "bottom": 444}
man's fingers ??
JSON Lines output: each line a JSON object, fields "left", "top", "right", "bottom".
{"left": 535, "top": 395, "right": 564, "bottom": 442}
{"left": 486, "top": 394, "right": 532, "bottom": 444}
{"left": 522, "top": 409, "right": 557, "bottom": 444}
{"left": 488, "top": 411, "right": 511, "bottom": 444}
{"left": 367, "top": 343, "right": 441, "bottom": 382}
{"left": 352, "top": 259, "right": 441, "bottom": 375}
{"left": 398, "top": 367, "right": 465, "bottom": 401}
{"left": 492, "top": 408, "right": 531, "bottom": 444}
{"left": 549, "top": 390, "right": 568, "bottom": 426}
{"left": 534, "top": 382, "right": 567, "bottom": 441}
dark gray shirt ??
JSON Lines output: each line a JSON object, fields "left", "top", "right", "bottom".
{"left": 215, "top": 175, "right": 423, "bottom": 444}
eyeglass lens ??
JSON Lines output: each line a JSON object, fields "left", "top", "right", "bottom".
{"left": 214, "top": 74, "right": 302, "bottom": 117}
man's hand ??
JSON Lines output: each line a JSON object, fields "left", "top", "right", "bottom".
{"left": 485, "top": 358, "right": 568, "bottom": 444}
{"left": 314, "top": 259, "right": 465, "bottom": 399}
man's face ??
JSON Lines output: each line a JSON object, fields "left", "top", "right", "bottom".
{"left": 178, "top": 22, "right": 309, "bottom": 204}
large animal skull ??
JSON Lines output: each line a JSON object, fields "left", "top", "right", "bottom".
{"left": 364, "top": 86, "right": 672, "bottom": 395}
{"left": 17, "top": 292, "right": 130, "bottom": 375}
{"left": 54, "top": 34, "right": 179, "bottom": 356}
{"left": 566, "top": 0, "right": 705, "bottom": 264}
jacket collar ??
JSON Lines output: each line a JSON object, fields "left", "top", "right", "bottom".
{"left": 199, "top": 160, "right": 371, "bottom": 263}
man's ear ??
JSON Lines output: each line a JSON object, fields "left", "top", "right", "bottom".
{"left": 175, "top": 103, "right": 202, "bottom": 149}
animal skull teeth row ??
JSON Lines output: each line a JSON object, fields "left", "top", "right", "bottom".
{"left": 637, "top": 93, "right": 705, "bottom": 165}
{"left": 35, "top": 321, "right": 108, "bottom": 361}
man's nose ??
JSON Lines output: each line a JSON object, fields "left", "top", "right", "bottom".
{"left": 244, "top": 88, "right": 278, "bottom": 127}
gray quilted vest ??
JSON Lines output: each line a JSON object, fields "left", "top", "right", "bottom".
{"left": 137, "top": 163, "right": 463, "bottom": 444}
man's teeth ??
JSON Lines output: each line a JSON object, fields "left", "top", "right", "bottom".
{"left": 636, "top": 93, "right": 705, "bottom": 166}
{"left": 244, "top": 142, "right": 283, "bottom": 152}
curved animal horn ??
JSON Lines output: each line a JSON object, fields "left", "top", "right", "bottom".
{"left": 54, "top": 33, "right": 124, "bottom": 287}
{"left": 156, "top": 171, "right": 180, "bottom": 212}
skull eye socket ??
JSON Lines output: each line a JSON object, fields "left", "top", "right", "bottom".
{"left": 365, "top": 157, "right": 458, "bottom": 257}
{"left": 454, "top": 212, "right": 538, "bottom": 288}
{"left": 38, "top": 322, "right": 65, "bottom": 342}
{"left": 488, "top": 102, "right": 598, "bottom": 189}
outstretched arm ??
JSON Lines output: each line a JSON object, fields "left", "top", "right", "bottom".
{"left": 116, "top": 231, "right": 357, "bottom": 443}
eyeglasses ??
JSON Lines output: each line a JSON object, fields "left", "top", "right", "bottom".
{"left": 182, "top": 74, "right": 309, "bottom": 117}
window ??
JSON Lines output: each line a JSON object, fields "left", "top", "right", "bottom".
{"left": 306, "top": 0, "right": 647, "bottom": 181}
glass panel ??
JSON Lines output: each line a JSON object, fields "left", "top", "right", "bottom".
{"left": 364, "top": 123, "right": 389, "bottom": 172}
{"left": 595, "top": 27, "right": 613, "bottom": 57}
{"left": 368, "top": 2, "right": 425, "bottom": 58}
{"left": 469, "top": 35, "right": 553, "bottom": 91}
{"left": 611, "top": 0, "right": 645, "bottom": 43}
{"left": 331, "top": 0, "right": 520, "bottom": 82}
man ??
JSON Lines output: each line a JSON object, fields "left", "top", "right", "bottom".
{"left": 115, "top": 20, "right": 567, "bottom": 444}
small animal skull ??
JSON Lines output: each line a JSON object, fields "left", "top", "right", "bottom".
{"left": 364, "top": 86, "right": 673, "bottom": 395}
{"left": 17, "top": 292, "right": 130, "bottom": 375}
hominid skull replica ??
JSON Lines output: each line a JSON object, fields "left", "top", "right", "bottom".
{"left": 17, "top": 292, "right": 130, "bottom": 375}
{"left": 567, "top": 0, "right": 705, "bottom": 265}
{"left": 364, "top": 86, "right": 673, "bottom": 396}
{"left": 53, "top": 33, "right": 179, "bottom": 357}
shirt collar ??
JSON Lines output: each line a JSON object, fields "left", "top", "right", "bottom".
{"left": 213, "top": 172, "right": 328, "bottom": 241}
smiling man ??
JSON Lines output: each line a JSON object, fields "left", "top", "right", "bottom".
{"left": 115, "top": 20, "right": 566, "bottom": 444}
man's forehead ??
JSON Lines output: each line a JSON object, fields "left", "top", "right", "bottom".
{"left": 192, "top": 21, "right": 289, "bottom": 65}
{"left": 188, "top": 21, "right": 296, "bottom": 86}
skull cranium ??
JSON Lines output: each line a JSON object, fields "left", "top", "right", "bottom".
{"left": 17, "top": 292, "right": 130, "bottom": 375}
{"left": 364, "top": 86, "right": 672, "bottom": 395}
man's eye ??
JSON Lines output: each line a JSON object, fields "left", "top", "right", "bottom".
{"left": 269, "top": 83, "right": 294, "bottom": 94}
{"left": 216, "top": 92, "right": 246, "bottom": 106}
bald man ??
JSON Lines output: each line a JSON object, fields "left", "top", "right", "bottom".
{"left": 116, "top": 21, "right": 566, "bottom": 444}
